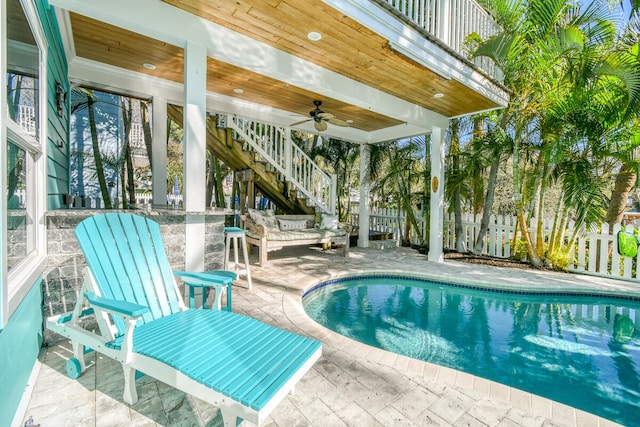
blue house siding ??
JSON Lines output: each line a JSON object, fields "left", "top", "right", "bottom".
{"left": 37, "top": 0, "right": 69, "bottom": 210}
{"left": 0, "top": 0, "right": 67, "bottom": 423}
{"left": 0, "top": 281, "right": 43, "bottom": 424}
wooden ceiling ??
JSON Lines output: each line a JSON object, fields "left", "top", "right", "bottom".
{"left": 68, "top": 0, "right": 502, "bottom": 133}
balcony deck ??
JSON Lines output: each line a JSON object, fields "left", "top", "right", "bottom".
{"left": 17, "top": 245, "right": 629, "bottom": 426}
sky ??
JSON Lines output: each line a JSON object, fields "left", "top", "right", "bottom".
{"left": 579, "top": 0, "right": 631, "bottom": 23}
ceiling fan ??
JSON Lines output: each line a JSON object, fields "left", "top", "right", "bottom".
{"left": 290, "top": 100, "right": 350, "bottom": 132}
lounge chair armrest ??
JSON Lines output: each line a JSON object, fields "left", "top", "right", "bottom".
{"left": 174, "top": 271, "right": 235, "bottom": 287}
{"left": 84, "top": 291, "right": 148, "bottom": 318}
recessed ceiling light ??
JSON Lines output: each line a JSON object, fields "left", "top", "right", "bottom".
{"left": 307, "top": 31, "right": 322, "bottom": 41}
{"left": 233, "top": 88, "right": 244, "bottom": 94}
{"left": 346, "top": 119, "right": 354, "bottom": 123}
{"left": 142, "top": 63, "right": 157, "bottom": 70}
{"left": 434, "top": 93, "right": 445, "bottom": 98}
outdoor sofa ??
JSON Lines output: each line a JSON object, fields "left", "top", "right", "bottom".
{"left": 242, "top": 209, "right": 350, "bottom": 266}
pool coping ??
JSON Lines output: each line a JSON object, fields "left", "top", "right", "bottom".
{"left": 283, "top": 266, "right": 628, "bottom": 427}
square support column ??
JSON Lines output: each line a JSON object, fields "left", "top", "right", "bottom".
{"left": 358, "top": 143, "right": 371, "bottom": 248}
{"left": 428, "top": 125, "right": 447, "bottom": 262}
{"left": 183, "top": 41, "right": 207, "bottom": 272}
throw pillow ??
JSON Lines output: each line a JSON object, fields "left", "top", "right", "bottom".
{"left": 319, "top": 214, "right": 339, "bottom": 230}
{"left": 248, "top": 208, "right": 279, "bottom": 232}
{"left": 278, "top": 219, "right": 308, "bottom": 231}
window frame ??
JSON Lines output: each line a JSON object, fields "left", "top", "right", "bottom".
{"left": 1, "top": 0, "right": 48, "bottom": 327}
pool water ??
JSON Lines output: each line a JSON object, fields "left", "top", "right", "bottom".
{"left": 303, "top": 275, "right": 640, "bottom": 426}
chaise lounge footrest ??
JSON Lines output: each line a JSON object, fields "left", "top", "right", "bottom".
{"left": 134, "top": 309, "right": 321, "bottom": 411}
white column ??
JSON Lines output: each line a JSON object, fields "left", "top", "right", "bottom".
{"left": 428, "top": 125, "right": 446, "bottom": 262}
{"left": 358, "top": 143, "right": 371, "bottom": 248}
{"left": 183, "top": 41, "right": 207, "bottom": 272}
{"left": 151, "top": 96, "right": 167, "bottom": 208}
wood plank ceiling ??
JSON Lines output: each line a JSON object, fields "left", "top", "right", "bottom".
{"left": 69, "top": 0, "right": 502, "bottom": 133}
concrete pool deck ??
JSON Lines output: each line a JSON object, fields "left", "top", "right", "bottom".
{"left": 17, "top": 245, "right": 636, "bottom": 426}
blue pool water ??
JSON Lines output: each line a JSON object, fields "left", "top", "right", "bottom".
{"left": 303, "top": 275, "right": 640, "bottom": 426}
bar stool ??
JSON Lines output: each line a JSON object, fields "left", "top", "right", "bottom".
{"left": 224, "top": 226, "right": 252, "bottom": 290}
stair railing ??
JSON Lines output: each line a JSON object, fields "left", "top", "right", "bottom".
{"left": 228, "top": 115, "right": 336, "bottom": 214}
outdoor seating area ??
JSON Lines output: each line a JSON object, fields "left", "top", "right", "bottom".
{"left": 4, "top": 0, "right": 640, "bottom": 425}
{"left": 20, "top": 244, "right": 633, "bottom": 426}
{"left": 242, "top": 211, "right": 350, "bottom": 266}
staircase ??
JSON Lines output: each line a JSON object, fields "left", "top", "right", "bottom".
{"left": 166, "top": 105, "right": 336, "bottom": 214}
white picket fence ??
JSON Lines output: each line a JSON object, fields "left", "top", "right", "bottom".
{"left": 348, "top": 209, "right": 640, "bottom": 282}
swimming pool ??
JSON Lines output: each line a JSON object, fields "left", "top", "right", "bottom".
{"left": 303, "top": 275, "right": 640, "bottom": 426}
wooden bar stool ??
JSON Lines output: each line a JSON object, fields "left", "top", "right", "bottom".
{"left": 224, "top": 226, "right": 252, "bottom": 290}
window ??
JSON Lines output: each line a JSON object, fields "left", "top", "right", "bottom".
{"left": 2, "top": 0, "right": 47, "bottom": 325}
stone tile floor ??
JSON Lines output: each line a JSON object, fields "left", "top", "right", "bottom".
{"left": 17, "top": 245, "right": 637, "bottom": 427}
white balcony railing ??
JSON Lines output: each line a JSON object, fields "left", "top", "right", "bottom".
{"left": 382, "top": 0, "right": 503, "bottom": 81}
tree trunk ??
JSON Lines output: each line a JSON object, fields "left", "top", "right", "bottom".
{"left": 535, "top": 161, "right": 548, "bottom": 256}
{"left": 473, "top": 156, "right": 499, "bottom": 255}
{"left": 125, "top": 143, "right": 136, "bottom": 205}
{"left": 214, "top": 156, "right": 225, "bottom": 208}
{"left": 512, "top": 118, "right": 542, "bottom": 267}
{"left": 206, "top": 151, "right": 216, "bottom": 207}
{"left": 450, "top": 118, "right": 466, "bottom": 252}
{"left": 121, "top": 98, "right": 136, "bottom": 206}
{"left": 88, "top": 93, "right": 112, "bottom": 209}
{"left": 605, "top": 163, "right": 637, "bottom": 231}
{"left": 140, "top": 100, "right": 153, "bottom": 173}
{"left": 472, "top": 116, "right": 485, "bottom": 216}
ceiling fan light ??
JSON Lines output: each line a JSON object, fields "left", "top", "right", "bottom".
{"left": 315, "top": 121, "right": 328, "bottom": 131}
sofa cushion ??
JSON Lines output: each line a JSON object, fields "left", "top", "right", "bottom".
{"left": 319, "top": 214, "right": 339, "bottom": 230}
{"left": 278, "top": 219, "right": 308, "bottom": 231}
{"left": 248, "top": 208, "right": 279, "bottom": 232}
{"left": 263, "top": 228, "right": 346, "bottom": 241}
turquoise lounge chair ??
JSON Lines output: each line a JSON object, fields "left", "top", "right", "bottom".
{"left": 46, "top": 213, "right": 322, "bottom": 426}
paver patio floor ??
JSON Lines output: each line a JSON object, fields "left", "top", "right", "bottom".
{"left": 18, "top": 244, "right": 635, "bottom": 427}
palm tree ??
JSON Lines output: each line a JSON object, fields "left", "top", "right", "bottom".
{"left": 370, "top": 138, "right": 427, "bottom": 246}
{"left": 310, "top": 137, "right": 359, "bottom": 220}
{"left": 472, "top": 0, "right": 640, "bottom": 267}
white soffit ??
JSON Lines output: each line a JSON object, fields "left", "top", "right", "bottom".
{"left": 322, "top": 0, "right": 509, "bottom": 107}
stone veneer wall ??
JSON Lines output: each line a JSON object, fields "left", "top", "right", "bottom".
{"left": 43, "top": 210, "right": 227, "bottom": 345}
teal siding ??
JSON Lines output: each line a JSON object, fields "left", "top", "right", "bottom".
{"left": 0, "top": 281, "right": 43, "bottom": 424}
{"left": 37, "top": 0, "right": 69, "bottom": 210}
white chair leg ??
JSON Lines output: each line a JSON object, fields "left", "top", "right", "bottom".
{"left": 71, "top": 341, "right": 86, "bottom": 372}
{"left": 122, "top": 364, "right": 138, "bottom": 404}
{"left": 220, "top": 409, "right": 238, "bottom": 427}
{"left": 232, "top": 236, "right": 239, "bottom": 268}
{"left": 224, "top": 234, "right": 231, "bottom": 270}
{"left": 240, "top": 236, "right": 252, "bottom": 290}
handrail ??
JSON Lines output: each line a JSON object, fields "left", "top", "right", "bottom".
{"left": 228, "top": 115, "right": 335, "bottom": 213}
{"left": 382, "top": 0, "right": 503, "bottom": 81}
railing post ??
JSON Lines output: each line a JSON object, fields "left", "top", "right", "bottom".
{"left": 437, "top": 0, "right": 451, "bottom": 46}
{"left": 284, "top": 129, "right": 292, "bottom": 180}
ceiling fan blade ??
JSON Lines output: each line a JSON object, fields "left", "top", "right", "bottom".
{"left": 290, "top": 118, "right": 312, "bottom": 127}
{"left": 315, "top": 121, "right": 328, "bottom": 131}
{"left": 316, "top": 112, "right": 334, "bottom": 119}
{"left": 328, "top": 117, "right": 349, "bottom": 127}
